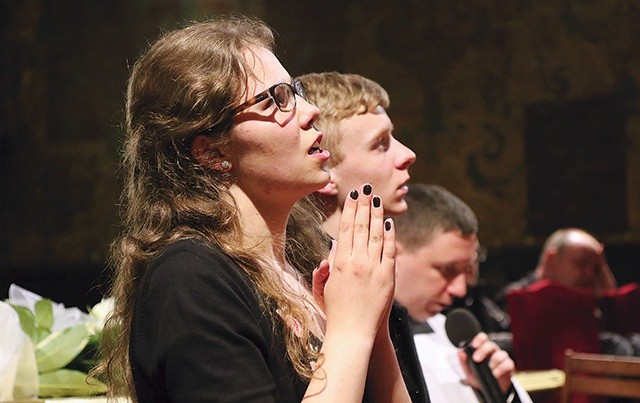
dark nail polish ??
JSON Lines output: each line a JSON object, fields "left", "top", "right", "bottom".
{"left": 373, "top": 196, "right": 381, "bottom": 208}
{"left": 385, "top": 220, "right": 391, "bottom": 231}
{"left": 363, "top": 184, "right": 372, "bottom": 195}
{"left": 350, "top": 190, "right": 358, "bottom": 200}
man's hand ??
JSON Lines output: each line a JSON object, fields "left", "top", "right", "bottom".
{"left": 594, "top": 244, "right": 617, "bottom": 295}
{"left": 458, "top": 332, "right": 515, "bottom": 394}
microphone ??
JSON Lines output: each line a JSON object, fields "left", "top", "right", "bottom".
{"left": 445, "top": 308, "right": 506, "bottom": 403}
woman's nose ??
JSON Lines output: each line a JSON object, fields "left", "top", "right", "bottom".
{"left": 299, "top": 98, "right": 320, "bottom": 130}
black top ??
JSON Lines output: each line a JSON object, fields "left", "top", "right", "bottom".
{"left": 129, "top": 239, "right": 307, "bottom": 402}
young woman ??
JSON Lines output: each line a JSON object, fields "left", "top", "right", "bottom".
{"left": 98, "top": 16, "right": 410, "bottom": 402}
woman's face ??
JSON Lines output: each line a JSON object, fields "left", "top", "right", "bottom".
{"left": 227, "top": 47, "right": 330, "bottom": 204}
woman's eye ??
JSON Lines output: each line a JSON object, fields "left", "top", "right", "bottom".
{"left": 273, "top": 94, "right": 288, "bottom": 107}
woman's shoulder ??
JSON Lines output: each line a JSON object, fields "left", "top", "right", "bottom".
{"left": 154, "top": 238, "right": 231, "bottom": 265}
{"left": 150, "top": 238, "right": 240, "bottom": 278}
{"left": 142, "top": 238, "right": 259, "bottom": 305}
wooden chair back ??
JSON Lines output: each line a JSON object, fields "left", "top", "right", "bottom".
{"left": 561, "top": 349, "right": 640, "bottom": 403}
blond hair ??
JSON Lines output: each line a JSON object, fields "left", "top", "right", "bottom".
{"left": 297, "top": 72, "right": 389, "bottom": 165}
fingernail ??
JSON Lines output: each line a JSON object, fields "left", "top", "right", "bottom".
{"left": 385, "top": 219, "right": 392, "bottom": 231}
{"left": 363, "top": 184, "right": 372, "bottom": 195}
{"left": 350, "top": 190, "right": 358, "bottom": 200}
{"left": 373, "top": 196, "right": 381, "bottom": 208}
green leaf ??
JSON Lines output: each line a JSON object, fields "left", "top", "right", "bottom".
{"left": 38, "top": 369, "right": 107, "bottom": 397}
{"left": 9, "top": 304, "right": 37, "bottom": 342}
{"left": 35, "top": 326, "right": 51, "bottom": 345}
{"left": 36, "top": 325, "right": 90, "bottom": 373}
{"left": 66, "top": 335, "right": 101, "bottom": 373}
{"left": 34, "top": 298, "right": 54, "bottom": 331}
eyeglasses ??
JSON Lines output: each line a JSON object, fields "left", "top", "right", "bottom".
{"left": 436, "top": 265, "right": 474, "bottom": 282}
{"left": 477, "top": 245, "right": 488, "bottom": 263}
{"left": 233, "top": 79, "right": 309, "bottom": 115}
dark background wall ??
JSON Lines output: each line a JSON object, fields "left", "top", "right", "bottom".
{"left": 2, "top": 0, "right": 639, "bottom": 308}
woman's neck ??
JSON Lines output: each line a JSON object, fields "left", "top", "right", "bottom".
{"left": 229, "top": 184, "right": 291, "bottom": 265}
{"left": 321, "top": 211, "right": 341, "bottom": 240}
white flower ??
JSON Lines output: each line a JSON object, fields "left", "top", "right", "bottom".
{"left": 7, "top": 284, "right": 89, "bottom": 332}
{"left": 87, "top": 297, "right": 114, "bottom": 335}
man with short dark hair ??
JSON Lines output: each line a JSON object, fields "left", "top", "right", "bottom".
{"left": 394, "top": 184, "right": 531, "bottom": 402}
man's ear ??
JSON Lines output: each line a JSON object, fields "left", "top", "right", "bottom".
{"left": 545, "top": 247, "right": 558, "bottom": 262}
{"left": 539, "top": 247, "right": 558, "bottom": 277}
{"left": 191, "top": 134, "right": 228, "bottom": 171}
{"left": 316, "top": 178, "right": 338, "bottom": 196}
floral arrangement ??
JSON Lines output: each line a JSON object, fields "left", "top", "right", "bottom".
{"left": 6, "top": 284, "right": 112, "bottom": 398}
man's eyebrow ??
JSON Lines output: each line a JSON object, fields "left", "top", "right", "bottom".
{"left": 371, "top": 124, "right": 394, "bottom": 141}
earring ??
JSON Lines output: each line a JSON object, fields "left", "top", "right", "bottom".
{"left": 220, "top": 160, "right": 231, "bottom": 171}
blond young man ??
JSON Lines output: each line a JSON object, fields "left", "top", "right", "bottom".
{"left": 297, "top": 72, "right": 416, "bottom": 233}
{"left": 298, "top": 72, "right": 426, "bottom": 402}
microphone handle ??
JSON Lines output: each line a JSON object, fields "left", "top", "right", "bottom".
{"left": 464, "top": 344, "right": 506, "bottom": 403}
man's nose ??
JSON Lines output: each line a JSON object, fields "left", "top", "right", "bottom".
{"left": 448, "top": 273, "right": 468, "bottom": 298}
{"left": 393, "top": 139, "right": 416, "bottom": 170}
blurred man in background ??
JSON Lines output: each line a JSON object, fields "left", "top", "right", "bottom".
{"left": 393, "top": 183, "right": 531, "bottom": 402}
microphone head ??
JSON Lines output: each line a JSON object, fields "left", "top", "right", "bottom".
{"left": 445, "top": 308, "right": 482, "bottom": 347}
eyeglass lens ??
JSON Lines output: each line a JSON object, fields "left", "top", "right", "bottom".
{"left": 292, "top": 80, "right": 307, "bottom": 101}
{"left": 272, "top": 81, "right": 308, "bottom": 112}
{"left": 273, "top": 84, "right": 295, "bottom": 112}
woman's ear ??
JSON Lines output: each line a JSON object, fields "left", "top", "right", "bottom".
{"left": 191, "top": 134, "right": 231, "bottom": 172}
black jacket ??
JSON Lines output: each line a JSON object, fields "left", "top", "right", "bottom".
{"left": 389, "top": 303, "right": 430, "bottom": 403}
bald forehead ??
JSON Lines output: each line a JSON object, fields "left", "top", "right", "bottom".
{"left": 564, "top": 230, "right": 600, "bottom": 250}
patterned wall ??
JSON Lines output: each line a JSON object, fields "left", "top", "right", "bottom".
{"left": 2, "top": 0, "right": 639, "bottom": 270}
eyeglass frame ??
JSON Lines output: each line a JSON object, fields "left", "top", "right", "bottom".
{"left": 232, "top": 79, "right": 309, "bottom": 115}
{"left": 435, "top": 244, "right": 486, "bottom": 281}
{"left": 435, "top": 264, "right": 475, "bottom": 282}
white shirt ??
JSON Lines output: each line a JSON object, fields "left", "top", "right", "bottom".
{"left": 413, "top": 313, "right": 532, "bottom": 403}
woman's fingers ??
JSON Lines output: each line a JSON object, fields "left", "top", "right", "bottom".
{"left": 336, "top": 183, "right": 379, "bottom": 260}
{"left": 313, "top": 259, "right": 331, "bottom": 311}
{"left": 322, "top": 184, "right": 396, "bottom": 336}
{"left": 331, "top": 183, "right": 392, "bottom": 280}
{"left": 327, "top": 238, "right": 337, "bottom": 268}
{"left": 367, "top": 195, "right": 384, "bottom": 260}
{"left": 352, "top": 184, "right": 373, "bottom": 253}
{"left": 336, "top": 189, "right": 359, "bottom": 261}
{"left": 381, "top": 218, "right": 396, "bottom": 272}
